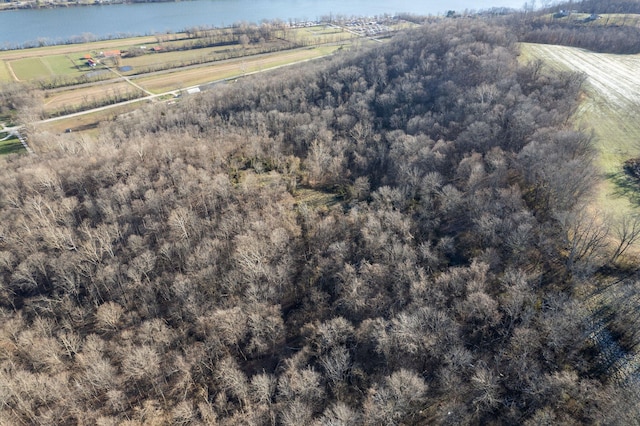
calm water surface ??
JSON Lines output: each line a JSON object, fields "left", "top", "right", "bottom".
{"left": 0, "top": 0, "right": 526, "bottom": 47}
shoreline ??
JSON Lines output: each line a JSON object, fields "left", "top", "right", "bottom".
{"left": 0, "top": 0, "right": 180, "bottom": 12}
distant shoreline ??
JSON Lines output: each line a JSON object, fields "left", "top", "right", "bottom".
{"left": 0, "top": 0, "right": 180, "bottom": 12}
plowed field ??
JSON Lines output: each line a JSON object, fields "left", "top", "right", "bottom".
{"left": 522, "top": 43, "right": 640, "bottom": 213}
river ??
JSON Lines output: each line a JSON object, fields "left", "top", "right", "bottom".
{"left": 0, "top": 0, "right": 526, "bottom": 48}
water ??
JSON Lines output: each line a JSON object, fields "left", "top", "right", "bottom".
{"left": 0, "top": 0, "right": 526, "bottom": 48}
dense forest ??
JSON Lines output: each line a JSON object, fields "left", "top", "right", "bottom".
{"left": 1, "top": 18, "right": 639, "bottom": 424}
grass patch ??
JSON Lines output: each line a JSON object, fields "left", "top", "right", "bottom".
{"left": 545, "top": 12, "right": 640, "bottom": 27}
{"left": 10, "top": 57, "right": 51, "bottom": 80}
{"left": 294, "top": 187, "right": 341, "bottom": 209}
{"left": 43, "top": 81, "right": 143, "bottom": 113}
{"left": 597, "top": 14, "right": 640, "bottom": 27}
{"left": 0, "top": 136, "right": 25, "bottom": 155}
{"left": 0, "top": 61, "right": 13, "bottom": 82}
{"left": 43, "top": 55, "right": 83, "bottom": 76}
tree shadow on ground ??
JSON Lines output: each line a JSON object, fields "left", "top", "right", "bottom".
{"left": 606, "top": 170, "right": 640, "bottom": 207}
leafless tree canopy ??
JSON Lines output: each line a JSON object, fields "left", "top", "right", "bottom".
{"left": 0, "top": 17, "right": 637, "bottom": 425}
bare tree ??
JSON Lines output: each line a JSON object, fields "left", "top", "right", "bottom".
{"left": 610, "top": 214, "right": 640, "bottom": 264}
{"left": 555, "top": 207, "right": 610, "bottom": 273}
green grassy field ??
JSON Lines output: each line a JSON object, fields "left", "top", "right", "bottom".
{"left": 0, "top": 61, "right": 12, "bottom": 82}
{"left": 10, "top": 57, "right": 51, "bottom": 80}
{"left": 0, "top": 35, "right": 162, "bottom": 61}
{"left": 11, "top": 55, "right": 86, "bottom": 81}
{"left": 46, "top": 55, "right": 82, "bottom": 75}
{"left": 0, "top": 136, "right": 25, "bottom": 155}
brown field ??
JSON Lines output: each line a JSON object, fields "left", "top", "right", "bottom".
{"left": 43, "top": 81, "right": 144, "bottom": 113}
{"left": 521, "top": 42, "right": 640, "bottom": 216}
{"left": 120, "top": 41, "right": 290, "bottom": 72}
{"left": 137, "top": 46, "right": 340, "bottom": 93}
{"left": 36, "top": 102, "right": 143, "bottom": 135}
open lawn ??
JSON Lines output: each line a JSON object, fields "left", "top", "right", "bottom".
{"left": 10, "top": 55, "right": 98, "bottom": 81}
{"left": 10, "top": 57, "right": 50, "bottom": 81}
{"left": 46, "top": 55, "right": 84, "bottom": 75}
{"left": 521, "top": 43, "right": 640, "bottom": 216}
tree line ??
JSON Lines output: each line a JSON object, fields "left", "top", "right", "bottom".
{"left": 513, "top": 0, "right": 640, "bottom": 53}
{"left": 0, "top": 18, "right": 638, "bottom": 424}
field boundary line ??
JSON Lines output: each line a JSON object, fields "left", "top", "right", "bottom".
{"left": 6, "top": 61, "right": 19, "bottom": 82}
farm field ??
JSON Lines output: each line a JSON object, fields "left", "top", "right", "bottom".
{"left": 0, "top": 24, "right": 351, "bottom": 83}
{"left": 31, "top": 44, "right": 344, "bottom": 133}
{"left": 0, "top": 35, "right": 173, "bottom": 82}
{"left": 43, "top": 81, "right": 143, "bottom": 115}
{"left": 548, "top": 12, "right": 640, "bottom": 27}
{"left": 10, "top": 57, "right": 50, "bottom": 81}
{"left": 0, "top": 35, "right": 164, "bottom": 61}
{"left": 120, "top": 42, "right": 289, "bottom": 72}
{"left": 36, "top": 102, "right": 144, "bottom": 136}
{"left": 521, "top": 43, "right": 640, "bottom": 216}
{"left": 0, "top": 24, "right": 356, "bottom": 114}
{"left": 136, "top": 45, "right": 342, "bottom": 93}
{"left": 9, "top": 55, "right": 85, "bottom": 81}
